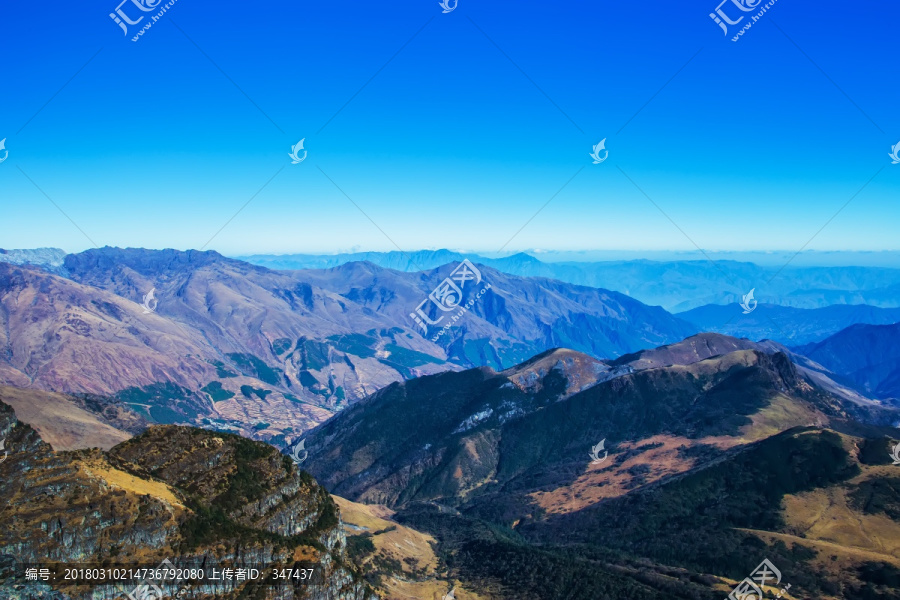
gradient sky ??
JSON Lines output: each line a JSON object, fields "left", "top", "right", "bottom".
{"left": 1, "top": 0, "right": 898, "bottom": 256}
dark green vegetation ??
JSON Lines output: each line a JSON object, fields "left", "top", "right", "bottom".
{"left": 226, "top": 352, "right": 283, "bottom": 386}
{"left": 453, "top": 337, "right": 537, "bottom": 371}
{"left": 383, "top": 343, "right": 444, "bottom": 368}
{"left": 115, "top": 382, "right": 203, "bottom": 424}
{"left": 272, "top": 338, "right": 293, "bottom": 356}
{"left": 305, "top": 350, "right": 818, "bottom": 506}
{"left": 240, "top": 385, "right": 272, "bottom": 401}
{"left": 396, "top": 506, "right": 719, "bottom": 600}
{"left": 303, "top": 343, "right": 900, "bottom": 600}
{"left": 208, "top": 359, "right": 238, "bottom": 378}
{"left": 201, "top": 381, "right": 235, "bottom": 402}
{"left": 857, "top": 437, "right": 896, "bottom": 465}
{"left": 848, "top": 477, "right": 900, "bottom": 521}
{"left": 327, "top": 333, "right": 378, "bottom": 359}
{"left": 297, "top": 338, "right": 330, "bottom": 371}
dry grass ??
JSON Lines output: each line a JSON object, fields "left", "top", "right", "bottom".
{"left": 80, "top": 458, "right": 185, "bottom": 509}
{"left": 333, "top": 496, "right": 491, "bottom": 600}
{"left": 379, "top": 578, "right": 485, "bottom": 600}
{"left": 333, "top": 495, "right": 439, "bottom": 575}
{"left": 0, "top": 385, "right": 131, "bottom": 450}
{"left": 781, "top": 477, "right": 900, "bottom": 560}
{"left": 529, "top": 434, "right": 701, "bottom": 515}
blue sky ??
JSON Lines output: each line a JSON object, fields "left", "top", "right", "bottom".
{"left": 1, "top": 0, "right": 898, "bottom": 256}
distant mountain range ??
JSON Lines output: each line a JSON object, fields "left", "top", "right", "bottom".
{"left": 679, "top": 302, "right": 900, "bottom": 345}
{"left": 301, "top": 332, "right": 900, "bottom": 599}
{"left": 794, "top": 322, "right": 900, "bottom": 401}
{"left": 9, "top": 247, "right": 900, "bottom": 313}
{"left": 236, "top": 249, "right": 900, "bottom": 311}
{"left": 3, "top": 246, "right": 898, "bottom": 442}
{"left": 0, "top": 248, "right": 694, "bottom": 442}
{"left": 0, "top": 247, "right": 68, "bottom": 275}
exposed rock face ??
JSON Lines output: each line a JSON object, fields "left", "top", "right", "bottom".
{"left": 0, "top": 402, "right": 374, "bottom": 600}
{"left": 0, "top": 248, "right": 68, "bottom": 276}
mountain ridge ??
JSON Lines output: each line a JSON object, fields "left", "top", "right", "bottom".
{"left": 1, "top": 248, "right": 699, "bottom": 445}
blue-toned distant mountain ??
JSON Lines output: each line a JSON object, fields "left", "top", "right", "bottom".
{"left": 237, "top": 250, "right": 900, "bottom": 311}
{"left": 678, "top": 303, "right": 900, "bottom": 345}
{"left": 793, "top": 322, "right": 900, "bottom": 401}
{"left": 293, "top": 260, "right": 696, "bottom": 368}
{"left": 0, "top": 247, "right": 68, "bottom": 276}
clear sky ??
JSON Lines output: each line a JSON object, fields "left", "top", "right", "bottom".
{"left": 1, "top": 0, "right": 898, "bottom": 256}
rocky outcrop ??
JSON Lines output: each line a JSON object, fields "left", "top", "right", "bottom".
{"left": 0, "top": 403, "right": 374, "bottom": 599}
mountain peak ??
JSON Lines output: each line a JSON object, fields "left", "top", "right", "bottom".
{"left": 502, "top": 348, "right": 611, "bottom": 398}
{"left": 610, "top": 332, "right": 767, "bottom": 370}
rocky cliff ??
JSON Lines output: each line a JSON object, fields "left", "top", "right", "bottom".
{"left": 0, "top": 401, "right": 374, "bottom": 599}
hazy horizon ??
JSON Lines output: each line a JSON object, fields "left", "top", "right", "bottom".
{"left": 8, "top": 245, "right": 900, "bottom": 269}
{"left": 2, "top": 2, "right": 898, "bottom": 256}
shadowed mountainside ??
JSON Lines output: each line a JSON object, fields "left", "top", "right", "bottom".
{"left": 794, "top": 322, "right": 900, "bottom": 402}
{"left": 300, "top": 334, "right": 900, "bottom": 599}
{"left": 302, "top": 335, "right": 891, "bottom": 511}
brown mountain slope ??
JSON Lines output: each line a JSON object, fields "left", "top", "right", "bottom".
{"left": 333, "top": 496, "right": 486, "bottom": 600}
{"left": 501, "top": 347, "right": 621, "bottom": 399}
{"left": 0, "top": 263, "right": 336, "bottom": 441}
{"left": 610, "top": 331, "right": 768, "bottom": 370}
{"left": 515, "top": 428, "right": 900, "bottom": 600}
{"left": 0, "top": 263, "right": 214, "bottom": 395}
{"left": 63, "top": 248, "right": 452, "bottom": 404}
{"left": 0, "top": 385, "right": 132, "bottom": 450}
{"left": 303, "top": 345, "right": 872, "bottom": 515}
